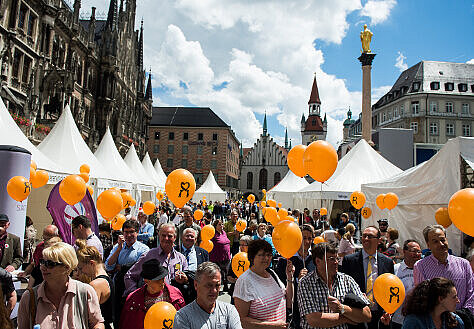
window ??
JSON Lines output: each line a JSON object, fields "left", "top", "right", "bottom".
{"left": 154, "top": 132, "right": 160, "bottom": 140}
{"left": 167, "top": 158, "right": 173, "bottom": 167}
{"left": 382, "top": 112, "right": 386, "bottom": 122}
{"left": 446, "top": 123, "right": 455, "bottom": 136}
{"left": 167, "top": 145, "right": 174, "bottom": 154}
{"left": 412, "top": 82, "right": 420, "bottom": 92}
{"left": 429, "top": 123, "right": 438, "bottom": 135}
{"left": 183, "top": 132, "right": 188, "bottom": 140}
{"left": 27, "top": 13, "right": 36, "bottom": 37}
{"left": 198, "top": 133, "right": 203, "bottom": 141}
{"left": 181, "top": 159, "right": 188, "bottom": 168}
{"left": 312, "top": 119, "right": 316, "bottom": 125}
{"left": 394, "top": 107, "right": 399, "bottom": 118}
{"left": 444, "top": 83, "right": 454, "bottom": 91}
{"left": 430, "top": 101, "right": 437, "bottom": 112}
{"left": 259, "top": 168, "right": 267, "bottom": 190}
{"left": 21, "top": 56, "right": 31, "bottom": 83}
{"left": 430, "top": 82, "right": 440, "bottom": 90}
{"left": 212, "top": 133, "right": 218, "bottom": 141}
{"left": 246, "top": 172, "right": 253, "bottom": 189}
{"left": 18, "top": 4, "right": 27, "bottom": 30}
{"left": 168, "top": 132, "right": 174, "bottom": 140}
{"left": 388, "top": 111, "right": 392, "bottom": 120}
{"left": 274, "top": 172, "right": 281, "bottom": 186}
{"left": 212, "top": 147, "right": 217, "bottom": 155}
{"left": 462, "top": 103, "right": 469, "bottom": 114}
{"left": 12, "top": 49, "right": 21, "bottom": 78}
{"left": 197, "top": 145, "right": 203, "bottom": 155}
{"left": 194, "top": 173, "right": 203, "bottom": 185}
{"left": 153, "top": 144, "right": 159, "bottom": 153}
{"left": 445, "top": 102, "right": 453, "bottom": 113}
{"left": 196, "top": 159, "right": 202, "bottom": 169}
{"left": 400, "top": 105, "right": 404, "bottom": 115}
{"left": 411, "top": 101, "right": 419, "bottom": 114}
{"left": 410, "top": 122, "right": 418, "bottom": 134}
{"left": 458, "top": 83, "right": 468, "bottom": 92}
{"left": 182, "top": 145, "right": 188, "bottom": 154}
{"left": 462, "top": 124, "right": 471, "bottom": 137}
{"left": 211, "top": 160, "right": 217, "bottom": 169}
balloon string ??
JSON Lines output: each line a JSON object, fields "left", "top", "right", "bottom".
{"left": 325, "top": 243, "right": 330, "bottom": 298}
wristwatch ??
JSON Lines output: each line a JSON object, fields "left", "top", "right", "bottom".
{"left": 339, "top": 305, "right": 346, "bottom": 314}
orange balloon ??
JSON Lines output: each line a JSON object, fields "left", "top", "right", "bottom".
{"left": 130, "top": 198, "right": 137, "bottom": 207}
{"left": 200, "top": 239, "right": 214, "bottom": 253}
{"left": 111, "top": 214, "right": 126, "bottom": 230}
{"left": 313, "top": 236, "right": 325, "bottom": 244}
{"left": 384, "top": 193, "right": 399, "bottom": 210}
{"left": 79, "top": 164, "right": 90, "bottom": 174}
{"left": 79, "top": 172, "right": 89, "bottom": 183}
{"left": 31, "top": 170, "right": 49, "bottom": 188}
{"left": 7, "top": 176, "right": 31, "bottom": 202}
{"left": 59, "top": 175, "right": 87, "bottom": 205}
{"left": 278, "top": 208, "right": 288, "bottom": 219}
{"left": 165, "top": 169, "right": 196, "bottom": 208}
{"left": 267, "top": 199, "right": 277, "bottom": 208}
{"left": 435, "top": 207, "right": 451, "bottom": 228}
{"left": 201, "top": 224, "right": 215, "bottom": 240}
{"left": 277, "top": 202, "right": 282, "bottom": 208}
{"left": 144, "top": 301, "right": 177, "bottom": 329}
{"left": 143, "top": 201, "right": 156, "bottom": 215}
{"left": 287, "top": 144, "right": 307, "bottom": 177}
{"left": 236, "top": 220, "right": 247, "bottom": 232}
{"left": 232, "top": 252, "right": 250, "bottom": 278}
{"left": 303, "top": 140, "right": 338, "bottom": 183}
{"left": 97, "top": 189, "right": 123, "bottom": 219}
{"left": 374, "top": 273, "right": 405, "bottom": 314}
{"left": 86, "top": 184, "right": 94, "bottom": 196}
{"left": 350, "top": 191, "right": 366, "bottom": 210}
{"left": 194, "top": 209, "right": 204, "bottom": 220}
{"left": 29, "top": 166, "right": 36, "bottom": 183}
{"left": 376, "top": 194, "right": 386, "bottom": 210}
{"left": 361, "top": 207, "right": 372, "bottom": 219}
{"left": 247, "top": 194, "right": 255, "bottom": 204}
{"left": 263, "top": 207, "right": 278, "bottom": 224}
{"left": 448, "top": 188, "right": 474, "bottom": 236}
{"left": 121, "top": 192, "right": 133, "bottom": 208}
{"left": 260, "top": 201, "right": 266, "bottom": 207}
{"left": 156, "top": 191, "right": 164, "bottom": 201}
{"left": 320, "top": 208, "right": 328, "bottom": 216}
{"left": 262, "top": 189, "right": 266, "bottom": 194}
{"left": 30, "top": 160, "right": 37, "bottom": 170}
{"left": 272, "top": 221, "right": 303, "bottom": 258}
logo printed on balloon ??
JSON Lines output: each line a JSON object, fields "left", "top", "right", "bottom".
{"left": 389, "top": 287, "right": 400, "bottom": 304}
{"left": 361, "top": 207, "right": 372, "bottom": 219}
{"left": 179, "top": 182, "right": 190, "bottom": 197}
{"left": 163, "top": 319, "right": 173, "bottom": 329}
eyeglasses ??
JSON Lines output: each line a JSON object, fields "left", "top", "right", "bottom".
{"left": 326, "top": 256, "right": 340, "bottom": 262}
{"left": 40, "top": 259, "right": 63, "bottom": 268}
{"left": 362, "top": 234, "right": 379, "bottom": 239}
{"left": 406, "top": 249, "right": 422, "bottom": 254}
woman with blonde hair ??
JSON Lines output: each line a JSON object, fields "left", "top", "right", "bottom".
{"left": 18, "top": 242, "right": 104, "bottom": 329}
{"left": 338, "top": 223, "right": 356, "bottom": 265}
{"left": 76, "top": 239, "right": 113, "bottom": 329}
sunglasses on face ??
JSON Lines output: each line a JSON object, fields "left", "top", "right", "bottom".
{"left": 40, "top": 259, "right": 63, "bottom": 268}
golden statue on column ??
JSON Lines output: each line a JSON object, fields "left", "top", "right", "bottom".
{"left": 360, "top": 24, "right": 373, "bottom": 53}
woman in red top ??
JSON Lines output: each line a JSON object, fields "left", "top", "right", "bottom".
{"left": 119, "top": 259, "right": 185, "bottom": 329}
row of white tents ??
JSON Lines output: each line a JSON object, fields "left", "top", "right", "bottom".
{"left": 266, "top": 137, "right": 474, "bottom": 255}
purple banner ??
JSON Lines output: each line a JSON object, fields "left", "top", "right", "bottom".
{"left": 46, "top": 181, "right": 98, "bottom": 245}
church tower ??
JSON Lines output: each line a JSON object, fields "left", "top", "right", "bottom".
{"left": 301, "top": 73, "right": 327, "bottom": 145}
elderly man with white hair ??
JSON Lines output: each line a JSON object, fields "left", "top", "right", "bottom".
{"left": 176, "top": 227, "right": 209, "bottom": 272}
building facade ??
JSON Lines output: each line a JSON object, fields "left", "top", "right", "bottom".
{"left": 148, "top": 107, "right": 240, "bottom": 198}
{"left": 0, "top": 0, "right": 152, "bottom": 156}
{"left": 239, "top": 114, "right": 289, "bottom": 199}
{"left": 301, "top": 74, "right": 327, "bottom": 144}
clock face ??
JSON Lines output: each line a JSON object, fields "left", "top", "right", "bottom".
{"left": 310, "top": 135, "right": 318, "bottom": 141}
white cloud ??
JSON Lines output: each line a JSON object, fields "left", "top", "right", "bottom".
{"left": 395, "top": 51, "right": 408, "bottom": 72}
{"left": 360, "top": 0, "right": 397, "bottom": 25}
{"left": 467, "top": 59, "right": 474, "bottom": 64}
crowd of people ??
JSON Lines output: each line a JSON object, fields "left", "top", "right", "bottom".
{"left": 0, "top": 200, "right": 473, "bottom": 329}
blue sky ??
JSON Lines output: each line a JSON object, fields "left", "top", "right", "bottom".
{"left": 81, "top": 0, "right": 474, "bottom": 147}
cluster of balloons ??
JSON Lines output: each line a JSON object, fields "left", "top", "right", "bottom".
{"left": 447, "top": 188, "right": 474, "bottom": 236}
{"left": 57, "top": 164, "right": 97, "bottom": 205}
{"left": 267, "top": 199, "right": 276, "bottom": 208}
{"left": 165, "top": 169, "right": 196, "bottom": 208}
{"left": 200, "top": 224, "right": 215, "bottom": 253}
{"left": 144, "top": 301, "right": 177, "bottom": 329}
{"left": 7, "top": 160, "right": 50, "bottom": 202}
{"left": 97, "top": 189, "right": 137, "bottom": 230}
{"left": 287, "top": 141, "right": 338, "bottom": 183}
{"left": 376, "top": 193, "right": 399, "bottom": 210}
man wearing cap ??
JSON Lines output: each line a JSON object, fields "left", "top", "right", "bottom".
{"left": 120, "top": 259, "right": 185, "bottom": 329}
{"left": 72, "top": 215, "right": 104, "bottom": 257}
{"left": 0, "top": 214, "right": 23, "bottom": 272}
{"left": 377, "top": 219, "right": 389, "bottom": 239}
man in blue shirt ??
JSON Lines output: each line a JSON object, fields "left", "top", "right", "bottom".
{"left": 137, "top": 210, "right": 154, "bottom": 245}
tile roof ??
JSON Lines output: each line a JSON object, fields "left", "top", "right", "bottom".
{"left": 150, "top": 107, "right": 229, "bottom": 127}
{"left": 308, "top": 76, "right": 321, "bottom": 104}
{"left": 304, "top": 115, "right": 324, "bottom": 132}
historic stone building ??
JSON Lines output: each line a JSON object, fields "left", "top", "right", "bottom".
{"left": 148, "top": 107, "right": 240, "bottom": 199}
{"left": 239, "top": 114, "right": 289, "bottom": 199}
{"left": 0, "top": 0, "right": 152, "bottom": 156}
{"left": 301, "top": 74, "right": 327, "bottom": 144}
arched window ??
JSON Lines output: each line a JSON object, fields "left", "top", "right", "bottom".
{"left": 259, "top": 168, "right": 267, "bottom": 190}
{"left": 247, "top": 172, "right": 253, "bottom": 189}
{"left": 274, "top": 172, "right": 281, "bottom": 186}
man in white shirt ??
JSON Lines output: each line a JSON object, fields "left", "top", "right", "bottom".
{"left": 157, "top": 208, "right": 169, "bottom": 229}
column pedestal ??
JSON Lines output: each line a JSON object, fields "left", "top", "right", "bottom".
{"left": 358, "top": 53, "right": 376, "bottom": 143}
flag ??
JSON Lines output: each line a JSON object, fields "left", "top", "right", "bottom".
{"left": 47, "top": 181, "right": 98, "bottom": 245}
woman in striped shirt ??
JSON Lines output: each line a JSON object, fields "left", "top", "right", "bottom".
{"left": 233, "top": 239, "right": 294, "bottom": 328}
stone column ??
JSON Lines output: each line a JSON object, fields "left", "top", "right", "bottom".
{"left": 358, "top": 53, "right": 376, "bottom": 142}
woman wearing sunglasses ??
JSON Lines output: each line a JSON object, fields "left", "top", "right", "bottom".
{"left": 17, "top": 242, "right": 104, "bottom": 329}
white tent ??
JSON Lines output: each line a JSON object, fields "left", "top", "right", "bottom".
{"left": 123, "top": 144, "right": 155, "bottom": 206}
{"left": 192, "top": 171, "right": 226, "bottom": 202}
{"left": 266, "top": 171, "right": 309, "bottom": 209}
{"left": 153, "top": 159, "right": 167, "bottom": 187}
{"left": 294, "top": 139, "right": 402, "bottom": 212}
{"left": 142, "top": 152, "right": 165, "bottom": 191}
{"left": 362, "top": 137, "right": 474, "bottom": 255}
{"left": 0, "top": 97, "right": 67, "bottom": 176}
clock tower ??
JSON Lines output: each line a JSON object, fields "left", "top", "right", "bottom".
{"left": 301, "top": 73, "right": 327, "bottom": 145}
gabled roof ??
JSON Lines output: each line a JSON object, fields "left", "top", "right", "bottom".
{"left": 242, "top": 148, "right": 252, "bottom": 159}
{"left": 308, "top": 75, "right": 321, "bottom": 104}
{"left": 304, "top": 115, "right": 324, "bottom": 132}
{"left": 150, "top": 107, "right": 229, "bottom": 127}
